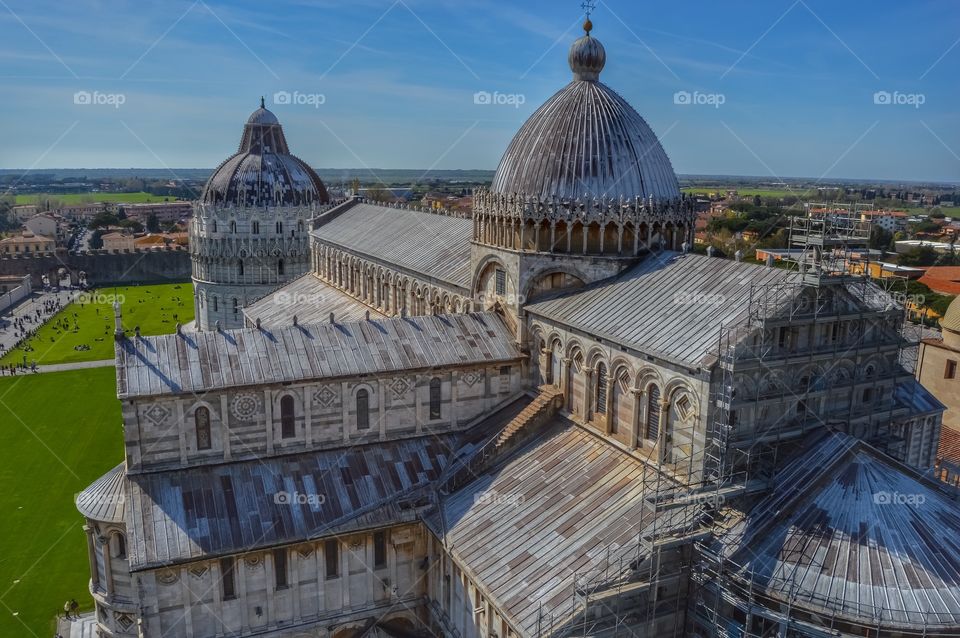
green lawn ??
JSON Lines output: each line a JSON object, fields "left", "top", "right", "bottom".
{"left": 14, "top": 192, "right": 177, "bottom": 205}
{"left": 1, "top": 283, "right": 193, "bottom": 366}
{"left": 0, "top": 367, "right": 123, "bottom": 637}
{"left": 682, "top": 186, "right": 817, "bottom": 199}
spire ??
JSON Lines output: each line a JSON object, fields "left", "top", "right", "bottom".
{"left": 581, "top": 0, "right": 596, "bottom": 34}
{"left": 260, "top": 95, "right": 265, "bottom": 108}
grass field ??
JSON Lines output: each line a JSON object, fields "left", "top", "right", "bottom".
{"left": 14, "top": 192, "right": 177, "bottom": 205}
{"left": 0, "top": 367, "right": 123, "bottom": 637}
{"left": 1, "top": 283, "right": 193, "bottom": 366}
{"left": 682, "top": 187, "right": 818, "bottom": 199}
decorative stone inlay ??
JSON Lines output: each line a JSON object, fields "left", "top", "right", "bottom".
{"left": 313, "top": 385, "right": 338, "bottom": 408}
{"left": 115, "top": 612, "right": 134, "bottom": 630}
{"left": 157, "top": 570, "right": 179, "bottom": 585}
{"left": 231, "top": 393, "right": 261, "bottom": 421}
{"left": 143, "top": 403, "right": 171, "bottom": 426}
{"left": 461, "top": 370, "right": 482, "bottom": 387}
{"left": 244, "top": 555, "right": 263, "bottom": 570}
{"left": 388, "top": 377, "right": 411, "bottom": 399}
{"left": 188, "top": 565, "right": 208, "bottom": 579}
{"left": 297, "top": 545, "right": 314, "bottom": 559}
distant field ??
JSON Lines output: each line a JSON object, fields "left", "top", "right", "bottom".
{"left": 0, "top": 367, "right": 122, "bottom": 637}
{"left": 1, "top": 282, "right": 193, "bottom": 366}
{"left": 682, "top": 187, "right": 818, "bottom": 199}
{"left": 14, "top": 191, "right": 176, "bottom": 205}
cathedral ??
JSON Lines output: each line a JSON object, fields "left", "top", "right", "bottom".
{"left": 75, "top": 18, "right": 960, "bottom": 638}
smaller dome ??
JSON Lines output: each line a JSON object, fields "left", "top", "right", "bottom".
{"left": 942, "top": 296, "right": 960, "bottom": 335}
{"left": 247, "top": 98, "right": 279, "bottom": 125}
{"left": 201, "top": 98, "right": 328, "bottom": 207}
{"left": 569, "top": 26, "right": 606, "bottom": 81}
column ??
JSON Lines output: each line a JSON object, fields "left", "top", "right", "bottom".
{"left": 83, "top": 524, "right": 99, "bottom": 590}
{"left": 559, "top": 358, "right": 571, "bottom": 404}
{"left": 220, "top": 394, "right": 232, "bottom": 460}
{"left": 658, "top": 398, "right": 670, "bottom": 463}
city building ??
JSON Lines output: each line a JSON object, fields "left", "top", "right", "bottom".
{"left": 11, "top": 204, "right": 39, "bottom": 221}
{"left": 100, "top": 232, "right": 136, "bottom": 251}
{"left": 59, "top": 202, "right": 108, "bottom": 220}
{"left": 75, "top": 19, "right": 958, "bottom": 638}
{"left": 0, "top": 231, "right": 55, "bottom": 255}
{"left": 23, "top": 212, "right": 61, "bottom": 243}
{"left": 118, "top": 201, "right": 193, "bottom": 224}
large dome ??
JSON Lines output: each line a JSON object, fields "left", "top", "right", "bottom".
{"left": 202, "top": 99, "right": 328, "bottom": 207}
{"left": 491, "top": 22, "right": 680, "bottom": 202}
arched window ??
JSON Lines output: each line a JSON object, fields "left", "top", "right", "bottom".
{"left": 252, "top": 221, "right": 260, "bottom": 234}
{"left": 646, "top": 384, "right": 661, "bottom": 441}
{"left": 195, "top": 406, "right": 211, "bottom": 450}
{"left": 232, "top": 298, "right": 238, "bottom": 316}
{"left": 112, "top": 532, "right": 127, "bottom": 559}
{"left": 212, "top": 220, "right": 217, "bottom": 233}
{"left": 276, "top": 221, "right": 283, "bottom": 234}
{"left": 595, "top": 363, "right": 608, "bottom": 415}
{"left": 237, "top": 259, "right": 244, "bottom": 276}
{"left": 278, "top": 259, "right": 285, "bottom": 276}
{"left": 280, "top": 395, "right": 295, "bottom": 438}
{"left": 429, "top": 377, "right": 442, "bottom": 420}
{"left": 212, "top": 297, "right": 218, "bottom": 312}
{"left": 357, "top": 389, "right": 370, "bottom": 430}
{"left": 297, "top": 220, "right": 304, "bottom": 233}
{"left": 230, "top": 220, "right": 236, "bottom": 233}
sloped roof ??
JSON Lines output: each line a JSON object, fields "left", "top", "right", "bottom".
{"left": 311, "top": 203, "right": 472, "bottom": 289}
{"left": 76, "top": 463, "right": 126, "bottom": 524}
{"left": 125, "top": 436, "right": 454, "bottom": 571}
{"left": 243, "top": 274, "right": 385, "bottom": 328}
{"left": 525, "top": 252, "right": 797, "bottom": 367}
{"left": 717, "top": 432, "right": 960, "bottom": 630}
{"left": 427, "top": 420, "right": 698, "bottom": 637}
{"left": 115, "top": 311, "right": 521, "bottom": 398}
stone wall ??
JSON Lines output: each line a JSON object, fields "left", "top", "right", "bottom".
{"left": 124, "top": 364, "right": 523, "bottom": 473}
{"left": 0, "top": 248, "right": 190, "bottom": 287}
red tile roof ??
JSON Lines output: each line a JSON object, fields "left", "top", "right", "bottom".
{"left": 938, "top": 425, "right": 960, "bottom": 466}
{"left": 919, "top": 266, "right": 960, "bottom": 295}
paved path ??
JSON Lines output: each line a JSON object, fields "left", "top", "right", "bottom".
{"left": 38, "top": 359, "right": 115, "bottom": 373}
{"left": 0, "top": 289, "right": 78, "bottom": 355}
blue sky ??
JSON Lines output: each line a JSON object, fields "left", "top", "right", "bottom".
{"left": 0, "top": 0, "right": 958, "bottom": 182}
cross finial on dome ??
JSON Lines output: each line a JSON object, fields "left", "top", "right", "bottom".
{"left": 581, "top": 0, "right": 596, "bottom": 33}
{"left": 260, "top": 95, "right": 265, "bottom": 109}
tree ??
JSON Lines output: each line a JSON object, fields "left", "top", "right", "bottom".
{"left": 117, "top": 219, "right": 144, "bottom": 233}
{"left": 88, "top": 212, "right": 119, "bottom": 229}
{"left": 146, "top": 213, "right": 160, "bottom": 233}
{"left": 89, "top": 229, "right": 104, "bottom": 249}
{"left": 869, "top": 226, "right": 892, "bottom": 251}
{"left": 898, "top": 246, "right": 939, "bottom": 267}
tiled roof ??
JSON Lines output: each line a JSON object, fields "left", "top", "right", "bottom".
{"left": 243, "top": 274, "right": 385, "bottom": 329}
{"left": 717, "top": 432, "right": 960, "bottom": 630}
{"left": 76, "top": 463, "right": 126, "bottom": 524}
{"left": 125, "top": 437, "right": 454, "bottom": 571}
{"left": 427, "top": 420, "right": 698, "bottom": 637}
{"left": 311, "top": 203, "right": 472, "bottom": 289}
{"left": 115, "top": 312, "right": 521, "bottom": 398}
{"left": 919, "top": 267, "right": 960, "bottom": 295}
{"left": 525, "top": 252, "right": 798, "bottom": 367}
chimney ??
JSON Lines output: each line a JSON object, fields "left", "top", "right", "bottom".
{"left": 293, "top": 315, "right": 298, "bottom": 327}
{"left": 706, "top": 246, "right": 715, "bottom": 258}
{"left": 734, "top": 250, "right": 744, "bottom": 262}
{"left": 329, "top": 312, "right": 335, "bottom": 325}
{"left": 765, "top": 253, "right": 775, "bottom": 267}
